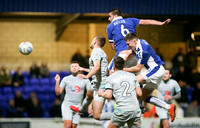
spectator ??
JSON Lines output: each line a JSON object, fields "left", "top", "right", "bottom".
{"left": 185, "top": 47, "right": 197, "bottom": 72}
{"left": 25, "top": 92, "right": 37, "bottom": 109}
{"left": 50, "top": 98, "right": 62, "bottom": 117}
{"left": 0, "top": 65, "right": 12, "bottom": 86}
{"left": 155, "top": 48, "right": 164, "bottom": 62}
{"left": 84, "top": 49, "right": 90, "bottom": 68}
{"left": 27, "top": 97, "right": 43, "bottom": 117}
{"left": 188, "top": 68, "right": 200, "bottom": 87}
{"left": 14, "top": 90, "right": 26, "bottom": 116}
{"left": 172, "top": 47, "right": 186, "bottom": 68}
{"left": 176, "top": 80, "right": 189, "bottom": 111}
{"left": 174, "top": 65, "right": 189, "bottom": 84}
{"left": 192, "top": 81, "right": 200, "bottom": 104}
{"left": 71, "top": 49, "right": 86, "bottom": 67}
{"left": 185, "top": 100, "right": 199, "bottom": 117}
{"left": 40, "top": 61, "right": 50, "bottom": 78}
{"left": 30, "top": 61, "right": 40, "bottom": 78}
{"left": 6, "top": 99, "right": 21, "bottom": 117}
{"left": 12, "top": 66, "right": 24, "bottom": 87}
{"left": 171, "top": 47, "right": 186, "bottom": 76}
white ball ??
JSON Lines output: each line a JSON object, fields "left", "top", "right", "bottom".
{"left": 19, "top": 41, "right": 33, "bottom": 55}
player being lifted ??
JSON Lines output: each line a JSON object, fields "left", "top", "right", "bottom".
{"left": 156, "top": 69, "right": 181, "bottom": 127}
{"left": 98, "top": 56, "right": 142, "bottom": 128}
{"left": 70, "top": 35, "right": 111, "bottom": 120}
{"left": 123, "top": 33, "right": 176, "bottom": 122}
{"left": 107, "top": 8, "right": 171, "bottom": 73}
{"left": 54, "top": 61, "right": 91, "bottom": 128}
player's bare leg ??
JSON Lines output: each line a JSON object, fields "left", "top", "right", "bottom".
{"left": 70, "top": 89, "right": 93, "bottom": 114}
{"left": 136, "top": 74, "right": 176, "bottom": 121}
{"left": 92, "top": 100, "right": 104, "bottom": 120}
{"left": 161, "top": 119, "right": 169, "bottom": 128}
{"left": 107, "top": 121, "right": 119, "bottom": 128}
{"left": 72, "top": 123, "right": 77, "bottom": 128}
{"left": 64, "top": 120, "right": 72, "bottom": 128}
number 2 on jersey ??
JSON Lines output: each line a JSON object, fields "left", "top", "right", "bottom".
{"left": 121, "top": 25, "right": 130, "bottom": 37}
{"left": 121, "top": 81, "right": 131, "bottom": 96}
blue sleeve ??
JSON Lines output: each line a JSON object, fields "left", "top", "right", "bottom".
{"left": 107, "top": 25, "right": 114, "bottom": 43}
{"left": 131, "top": 18, "right": 140, "bottom": 25}
{"left": 140, "top": 50, "right": 150, "bottom": 64}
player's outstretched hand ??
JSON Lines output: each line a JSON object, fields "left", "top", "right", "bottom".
{"left": 77, "top": 74, "right": 87, "bottom": 79}
{"left": 162, "top": 18, "right": 171, "bottom": 25}
{"left": 78, "top": 67, "right": 84, "bottom": 72}
{"left": 54, "top": 74, "right": 60, "bottom": 82}
{"left": 98, "top": 89, "right": 104, "bottom": 97}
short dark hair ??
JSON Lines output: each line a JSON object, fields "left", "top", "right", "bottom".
{"left": 96, "top": 35, "right": 106, "bottom": 47}
{"left": 124, "top": 33, "right": 138, "bottom": 41}
{"left": 114, "top": 56, "right": 125, "bottom": 70}
{"left": 109, "top": 8, "right": 122, "bottom": 16}
{"left": 71, "top": 61, "right": 80, "bottom": 65}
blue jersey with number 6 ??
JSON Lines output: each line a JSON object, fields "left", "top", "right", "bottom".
{"left": 107, "top": 16, "right": 140, "bottom": 54}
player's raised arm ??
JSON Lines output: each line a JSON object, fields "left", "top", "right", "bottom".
{"left": 54, "top": 74, "right": 64, "bottom": 96}
{"left": 124, "top": 63, "right": 143, "bottom": 73}
{"left": 136, "top": 86, "right": 142, "bottom": 97}
{"left": 139, "top": 18, "right": 171, "bottom": 26}
{"left": 85, "top": 60, "right": 100, "bottom": 78}
{"left": 98, "top": 89, "right": 112, "bottom": 100}
{"left": 78, "top": 66, "right": 90, "bottom": 73}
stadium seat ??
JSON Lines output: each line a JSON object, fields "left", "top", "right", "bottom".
{"left": 24, "top": 78, "right": 29, "bottom": 85}
{"left": 3, "top": 87, "right": 13, "bottom": 95}
{"left": 186, "top": 87, "right": 194, "bottom": 103}
{"left": 13, "top": 86, "right": 23, "bottom": 94}
{"left": 40, "top": 78, "right": 50, "bottom": 86}
{"left": 50, "top": 71, "right": 58, "bottom": 79}
{"left": 30, "top": 78, "right": 40, "bottom": 86}
{"left": 22, "top": 71, "right": 29, "bottom": 78}
{"left": 59, "top": 71, "right": 71, "bottom": 79}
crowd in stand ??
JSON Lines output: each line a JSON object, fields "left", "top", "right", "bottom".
{"left": 0, "top": 47, "right": 199, "bottom": 118}
{"left": 0, "top": 61, "right": 62, "bottom": 118}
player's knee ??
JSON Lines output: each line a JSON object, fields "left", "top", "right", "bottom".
{"left": 64, "top": 124, "right": 71, "bottom": 128}
{"left": 93, "top": 113, "right": 101, "bottom": 120}
{"left": 86, "top": 92, "right": 93, "bottom": 100}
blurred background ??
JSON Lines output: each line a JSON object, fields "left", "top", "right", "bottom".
{"left": 0, "top": 0, "right": 200, "bottom": 128}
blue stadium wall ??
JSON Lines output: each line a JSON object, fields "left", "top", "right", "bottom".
{"left": 0, "top": 0, "right": 200, "bottom": 15}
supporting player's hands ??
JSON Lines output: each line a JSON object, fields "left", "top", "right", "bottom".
{"left": 78, "top": 67, "right": 84, "bottom": 72}
{"left": 164, "top": 95, "right": 172, "bottom": 100}
{"left": 77, "top": 74, "right": 88, "bottom": 79}
{"left": 54, "top": 74, "right": 60, "bottom": 82}
{"left": 162, "top": 18, "right": 171, "bottom": 25}
{"left": 98, "top": 89, "right": 104, "bottom": 97}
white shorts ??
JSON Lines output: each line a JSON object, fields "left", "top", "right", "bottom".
{"left": 61, "top": 104, "right": 80, "bottom": 124}
{"left": 93, "top": 88, "right": 105, "bottom": 102}
{"left": 141, "top": 65, "right": 165, "bottom": 90}
{"left": 156, "top": 106, "right": 170, "bottom": 120}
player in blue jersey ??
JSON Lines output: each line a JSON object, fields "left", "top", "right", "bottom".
{"left": 156, "top": 69, "right": 181, "bottom": 128}
{"left": 107, "top": 8, "right": 171, "bottom": 73}
{"left": 123, "top": 33, "right": 176, "bottom": 122}
{"left": 54, "top": 61, "right": 91, "bottom": 128}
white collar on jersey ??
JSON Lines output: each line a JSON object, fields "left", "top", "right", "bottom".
{"left": 112, "top": 16, "right": 123, "bottom": 22}
{"left": 134, "top": 39, "right": 140, "bottom": 52}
